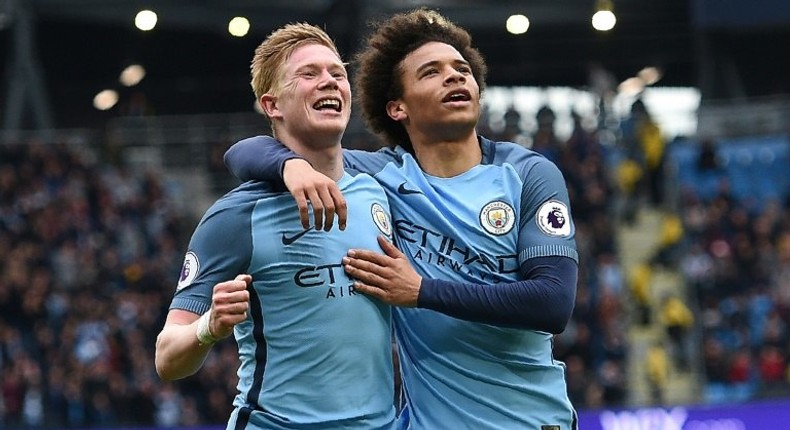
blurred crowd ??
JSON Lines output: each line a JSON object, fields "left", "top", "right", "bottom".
{"left": 676, "top": 147, "right": 790, "bottom": 404}
{"left": 1, "top": 100, "right": 788, "bottom": 427}
{"left": 0, "top": 140, "right": 238, "bottom": 427}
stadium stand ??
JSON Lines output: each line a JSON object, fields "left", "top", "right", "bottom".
{"left": 2, "top": 95, "right": 789, "bottom": 427}
{"left": 3, "top": 1, "right": 790, "bottom": 427}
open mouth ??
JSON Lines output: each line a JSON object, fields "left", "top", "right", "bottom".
{"left": 313, "top": 97, "right": 342, "bottom": 112}
{"left": 442, "top": 89, "right": 471, "bottom": 103}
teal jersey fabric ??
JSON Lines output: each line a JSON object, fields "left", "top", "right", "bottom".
{"left": 169, "top": 172, "right": 397, "bottom": 430}
{"left": 344, "top": 137, "right": 578, "bottom": 430}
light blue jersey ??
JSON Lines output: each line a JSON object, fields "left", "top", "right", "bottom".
{"left": 344, "top": 137, "right": 579, "bottom": 430}
{"left": 169, "top": 172, "right": 397, "bottom": 430}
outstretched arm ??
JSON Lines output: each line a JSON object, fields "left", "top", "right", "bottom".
{"left": 224, "top": 135, "right": 347, "bottom": 231}
{"left": 344, "top": 236, "right": 577, "bottom": 333}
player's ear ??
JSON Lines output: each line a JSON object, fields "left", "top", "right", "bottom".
{"left": 260, "top": 94, "right": 281, "bottom": 119}
{"left": 386, "top": 100, "right": 407, "bottom": 121}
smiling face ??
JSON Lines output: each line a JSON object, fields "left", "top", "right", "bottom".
{"left": 261, "top": 43, "right": 351, "bottom": 147}
{"left": 387, "top": 41, "right": 481, "bottom": 141}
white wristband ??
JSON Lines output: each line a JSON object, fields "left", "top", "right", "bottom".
{"left": 196, "top": 310, "right": 219, "bottom": 346}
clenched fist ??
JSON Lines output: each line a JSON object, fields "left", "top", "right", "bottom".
{"left": 208, "top": 274, "right": 252, "bottom": 340}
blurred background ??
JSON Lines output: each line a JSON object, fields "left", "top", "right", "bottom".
{"left": 1, "top": 0, "right": 789, "bottom": 428}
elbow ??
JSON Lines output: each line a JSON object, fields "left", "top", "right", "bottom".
{"left": 541, "top": 288, "right": 576, "bottom": 334}
{"left": 544, "top": 259, "right": 578, "bottom": 334}
{"left": 545, "top": 305, "right": 574, "bottom": 334}
{"left": 155, "top": 354, "right": 174, "bottom": 381}
{"left": 155, "top": 362, "right": 172, "bottom": 381}
{"left": 154, "top": 334, "right": 185, "bottom": 381}
{"left": 155, "top": 352, "right": 189, "bottom": 382}
{"left": 156, "top": 371, "right": 182, "bottom": 383}
{"left": 510, "top": 304, "right": 572, "bottom": 333}
{"left": 154, "top": 350, "right": 175, "bottom": 381}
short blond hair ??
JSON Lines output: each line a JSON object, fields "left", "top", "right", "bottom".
{"left": 250, "top": 23, "right": 340, "bottom": 101}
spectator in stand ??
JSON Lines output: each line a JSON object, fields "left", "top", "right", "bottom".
{"left": 660, "top": 294, "right": 695, "bottom": 371}
{"left": 645, "top": 340, "right": 669, "bottom": 404}
{"left": 531, "top": 105, "right": 562, "bottom": 165}
{"left": 618, "top": 99, "right": 666, "bottom": 217}
{"left": 697, "top": 138, "right": 721, "bottom": 172}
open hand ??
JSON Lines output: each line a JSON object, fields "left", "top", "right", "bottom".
{"left": 343, "top": 236, "right": 422, "bottom": 307}
{"left": 283, "top": 159, "right": 347, "bottom": 231}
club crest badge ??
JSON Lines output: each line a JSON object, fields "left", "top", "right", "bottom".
{"left": 371, "top": 203, "right": 392, "bottom": 237}
{"left": 177, "top": 251, "right": 199, "bottom": 290}
{"left": 479, "top": 200, "right": 515, "bottom": 235}
{"left": 536, "top": 200, "right": 571, "bottom": 237}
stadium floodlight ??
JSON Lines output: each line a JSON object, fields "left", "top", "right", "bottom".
{"left": 120, "top": 64, "right": 146, "bottom": 87}
{"left": 228, "top": 16, "right": 250, "bottom": 37}
{"left": 506, "top": 14, "right": 530, "bottom": 35}
{"left": 135, "top": 10, "right": 157, "bottom": 31}
{"left": 93, "top": 89, "right": 119, "bottom": 110}
{"left": 592, "top": 0, "right": 616, "bottom": 31}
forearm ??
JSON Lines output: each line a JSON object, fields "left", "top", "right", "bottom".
{"left": 224, "top": 135, "right": 301, "bottom": 182}
{"left": 418, "top": 256, "right": 577, "bottom": 332}
{"left": 155, "top": 320, "right": 212, "bottom": 381}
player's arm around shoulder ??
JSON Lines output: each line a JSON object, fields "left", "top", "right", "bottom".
{"left": 155, "top": 274, "right": 251, "bottom": 381}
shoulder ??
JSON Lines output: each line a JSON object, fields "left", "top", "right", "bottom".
{"left": 201, "top": 181, "right": 282, "bottom": 222}
{"left": 343, "top": 146, "right": 405, "bottom": 175}
{"left": 480, "top": 136, "right": 557, "bottom": 171}
{"left": 344, "top": 146, "right": 406, "bottom": 164}
{"left": 478, "top": 137, "right": 569, "bottom": 197}
{"left": 339, "top": 171, "right": 389, "bottom": 201}
{"left": 343, "top": 169, "right": 377, "bottom": 183}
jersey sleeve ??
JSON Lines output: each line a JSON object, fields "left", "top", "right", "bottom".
{"left": 224, "top": 135, "right": 302, "bottom": 182}
{"left": 517, "top": 156, "right": 579, "bottom": 263}
{"left": 418, "top": 255, "right": 577, "bottom": 332}
{"left": 169, "top": 199, "right": 254, "bottom": 315}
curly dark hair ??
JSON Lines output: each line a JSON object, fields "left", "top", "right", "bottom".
{"left": 353, "top": 8, "right": 488, "bottom": 152}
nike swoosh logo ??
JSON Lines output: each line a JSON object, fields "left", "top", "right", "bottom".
{"left": 397, "top": 182, "right": 421, "bottom": 195}
{"left": 281, "top": 228, "right": 312, "bottom": 245}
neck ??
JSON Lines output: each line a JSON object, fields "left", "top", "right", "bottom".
{"left": 303, "top": 147, "right": 344, "bottom": 181}
{"left": 280, "top": 134, "right": 344, "bottom": 181}
{"left": 409, "top": 130, "right": 481, "bottom": 178}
